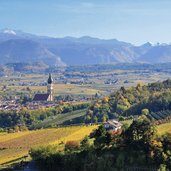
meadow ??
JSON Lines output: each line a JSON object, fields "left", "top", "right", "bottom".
{"left": 0, "top": 125, "right": 98, "bottom": 168}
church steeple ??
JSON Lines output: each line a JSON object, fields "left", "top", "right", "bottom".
{"left": 47, "top": 73, "right": 53, "bottom": 84}
{"left": 47, "top": 73, "right": 53, "bottom": 101}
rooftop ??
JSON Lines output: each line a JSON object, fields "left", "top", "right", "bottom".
{"left": 33, "top": 94, "right": 49, "bottom": 101}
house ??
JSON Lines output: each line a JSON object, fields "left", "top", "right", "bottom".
{"left": 104, "top": 119, "right": 122, "bottom": 131}
{"left": 33, "top": 94, "right": 51, "bottom": 101}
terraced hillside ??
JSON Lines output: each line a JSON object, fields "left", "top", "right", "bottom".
{"left": 0, "top": 125, "right": 98, "bottom": 167}
{"left": 149, "top": 110, "right": 171, "bottom": 121}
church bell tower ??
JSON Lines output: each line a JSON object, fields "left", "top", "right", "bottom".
{"left": 47, "top": 73, "right": 53, "bottom": 101}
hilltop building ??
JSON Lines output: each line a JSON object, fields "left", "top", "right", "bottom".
{"left": 33, "top": 73, "right": 53, "bottom": 102}
{"left": 104, "top": 120, "right": 122, "bottom": 132}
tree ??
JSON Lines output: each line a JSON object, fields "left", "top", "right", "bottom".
{"left": 102, "top": 96, "right": 109, "bottom": 103}
{"left": 160, "top": 133, "right": 171, "bottom": 170}
{"left": 141, "top": 108, "right": 149, "bottom": 115}
{"left": 26, "top": 87, "right": 31, "bottom": 92}
{"left": 105, "top": 132, "right": 112, "bottom": 146}
{"left": 93, "top": 116, "right": 98, "bottom": 123}
{"left": 161, "top": 133, "right": 171, "bottom": 153}
{"left": 102, "top": 116, "right": 107, "bottom": 122}
{"left": 120, "top": 86, "right": 126, "bottom": 94}
{"left": 14, "top": 125, "right": 20, "bottom": 132}
{"left": 123, "top": 118, "right": 156, "bottom": 147}
{"left": 65, "top": 141, "right": 80, "bottom": 152}
{"left": 93, "top": 125, "right": 112, "bottom": 149}
{"left": 93, "top": 125, "right": 107, "bottom": 149}
{"left": 80, "top": 136, "right": 91, "bottom": 150}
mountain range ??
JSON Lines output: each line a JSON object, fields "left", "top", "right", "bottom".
{"left": 0, "top": 28, "right": 171, "bottom": 66}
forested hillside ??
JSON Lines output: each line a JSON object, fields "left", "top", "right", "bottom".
{"left": 85, "top": 79, "right": 171, "bottom": 122}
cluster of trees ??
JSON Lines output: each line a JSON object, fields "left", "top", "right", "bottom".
{"left": 30, "top": 117, "right": 171, "bottom": 170}
{"left": 65, "top": 63, "right": 171, "bottom": 73}
{"left": 3, "top": 62, "right": 171, "bottom": 75}
{"left": 85, "top": 79, "right": 171, "bottom": 123}
{"left": 0, "top": 103, "right": 89, "bottom": 132}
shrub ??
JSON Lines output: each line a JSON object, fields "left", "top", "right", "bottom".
{"left": 65, "top": 141, "right": 80, "bottom": 152}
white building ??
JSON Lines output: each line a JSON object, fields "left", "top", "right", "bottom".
{"left": 104, "top": 119, "right": 122, "bottom": 131}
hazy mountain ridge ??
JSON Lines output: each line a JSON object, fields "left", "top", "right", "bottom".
{"left": 0, "top": 39, "right": 65, "bottom": 66}
{"left": 0, "top": 29, "right": 170, "bottom": 66}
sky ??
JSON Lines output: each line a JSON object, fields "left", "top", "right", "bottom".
{"left": 0, "top": 0, "right": 171, "bottom": 45}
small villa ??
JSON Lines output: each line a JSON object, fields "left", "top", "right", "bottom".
{"left": 104, "top": 119, "right": 122, "bottom": 131}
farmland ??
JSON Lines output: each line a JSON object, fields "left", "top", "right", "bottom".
{"left": 0, "top": 125, "right": 98, "bottom": 168}
{"left": 1, "top": 63, "right": 171, "bottom": 100}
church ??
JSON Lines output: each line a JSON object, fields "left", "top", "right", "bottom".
{"left": 33, "top": 73, "right": 53, "bottom": 102}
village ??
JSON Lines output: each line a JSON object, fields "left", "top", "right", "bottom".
{"left": 0, "top": 74, "right": 60, "bottom": 111}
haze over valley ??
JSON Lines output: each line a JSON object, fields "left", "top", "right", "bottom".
{"left": 1, "top": 29, "right": 171, "bottom": 66}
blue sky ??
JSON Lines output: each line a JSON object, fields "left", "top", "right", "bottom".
{"left": 0, "top": 0, "right": 171, "bottom": 45}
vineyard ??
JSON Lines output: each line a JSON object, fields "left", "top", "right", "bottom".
{"left": 32, "top": 109, "right": 87, "bottom": 129}
{"left": 0, "top": 125, "right": 98, "bottom": 167}
{"left": 149, "top": 110, "right": 171, "bottom": 122}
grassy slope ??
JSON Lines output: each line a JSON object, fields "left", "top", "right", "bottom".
{"left": 0, "top": 125, "right": 98, "bottom": 167}
{"left": 32, "top": 109, "right": 87, "bottom": 129}
{"left": 157, "top": 122, "right": 171, "bottom": 135}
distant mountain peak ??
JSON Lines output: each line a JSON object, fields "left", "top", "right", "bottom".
{"left": 1, "top": 29, "right": 17, "bottom": 35}
{"left": 142, "top": 42, "right": 152, "bottom": 47}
